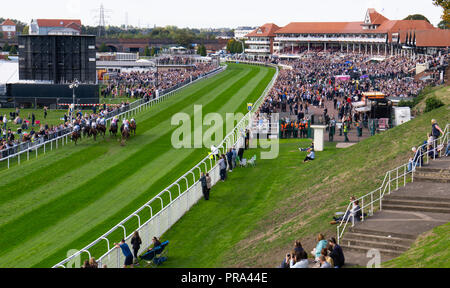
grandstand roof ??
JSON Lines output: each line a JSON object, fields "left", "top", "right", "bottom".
{"left": 413, "top": 29, "right": 450, "bottom": 47}
{"left": 275, "top": 21, "right": 365, "bottom": 34}
{"left": 367, "top": 8, "right": 389, "bottom": 25}
{"left": 246, "top": 23, "right": 280, "bottom": 37}
{"left": 274, "top": 9, "right": 436, "bottom": 36}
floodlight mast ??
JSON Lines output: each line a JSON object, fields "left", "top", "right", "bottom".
{"left": 69, "top": 80, "right": 79, "bottom": 122}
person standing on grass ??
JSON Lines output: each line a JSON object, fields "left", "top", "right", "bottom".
{"left": 32, "top": 113, "right": 35, "bottom": 127}
{"left": 131, "top": 231, "right": 142, "bottom": 265}
{"left": 43, "top": 106, "right": 48, "bottom": 119}
{"left": 329, "top": 117, "right": 336, "bottom": 142}
{"left": 232, "top": 146, "right": 237, "bottom": 169}
{"left": 3, "top": 115, "right": 7, "bottom": 130}
{"left": 219, "top": 154, "right": 227, "bottom": 181}
{"left": 227, "top": 148, "right": 233, "bottom": 172}
{"left": 200, "top": 172, "right": 209, "bottom": 200}
{"left": 114, "top": 239, "right": 134, "bottom": 268}
{"left": 343, "top": 122, "right": 349, "bottom": 142}
{"left": 206, "top": 173, "right": 212, "bottom": 198}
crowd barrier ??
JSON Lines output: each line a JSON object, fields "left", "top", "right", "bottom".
{"left": 53, "top": 62, "right": 279, "bottom": 268}
{"left": 0, "top": 66, "right": 226, "bottom": 169}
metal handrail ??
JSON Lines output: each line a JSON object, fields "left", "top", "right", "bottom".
{"left": 52, "top": 62, "right": 279, "bottom": 268}
{"left": 337, "top": 123, "right": 450, "bottom": 244}
{"left": 0, "top": 66, "right": 226, "bottom": 169}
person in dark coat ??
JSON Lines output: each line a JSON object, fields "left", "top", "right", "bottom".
{"left": 131, "top": 231, "right": 142, "bottom": 265}
{"left": 328, "top": 237, "right": 345, "bottom": 268}
{"left": 200, "top": 172, "right": 209, "bottom": 200}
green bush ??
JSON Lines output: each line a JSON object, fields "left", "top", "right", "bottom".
{"left": 424, "top": 96, "right": 444, "bottom": 113}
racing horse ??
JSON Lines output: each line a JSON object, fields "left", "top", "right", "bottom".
{"left": 109, "top": 122, "right": 118, "bottom": 137}
{"left": 71, "top": 130, "right": 81, "bottom": 145}
{"left": 90, "top": 126, "right": 98, "bottom": 141}
{"left": 130, "top": 120, "right": 137, "bottom": 136}
{"left": 97, "top": 124, "right": 107, "bottom": 138}
{"left": 82, "top": 125, "right": 90, "bottom": 138}
{"left": 120, "top": 124, "right": 130, "bottom": 146}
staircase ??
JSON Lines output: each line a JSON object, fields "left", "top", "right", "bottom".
{"left": 341, "top": 227, "right": 415, "bottom": 258}
{"left": 341, "top": 157, "right": 450, "bottom": 266}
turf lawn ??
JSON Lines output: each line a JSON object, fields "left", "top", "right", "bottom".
{"left": 382, "top": 223, "right": 450, "bottom": 268}
{"left": 155, "top": 105, "right": 449, "bottom": 268}
{"left": 0, "top": 63, "right": 275, "bottom": 268}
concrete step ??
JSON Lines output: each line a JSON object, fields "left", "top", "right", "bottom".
{"left": 383, "top": 199, "right": 450, "bottom": 208}
{"left": 340, "top": 238, "right": 410, "bottom": 252}
{"left": 414, "top": 171, "right": 450, "bottom": 178}
{"left": 383, "top": 204, "right": 450, "bottom": 214}
{"left": 417, "top": 167, "right": 450, "bottom": 174}
{"left": 413, "top": 175, "right": 450, "bottom": 183}
{"left": 340, "top": 244, "right": 403, "bottom": 258}
{"left": 349, "top": 227, "right": 417, "bottom": 240}
{"left": 343, "top": 232, "right": 414, "bottom": 246}
{"left": 384, "top": 194, "right": 450, "bottom": 203}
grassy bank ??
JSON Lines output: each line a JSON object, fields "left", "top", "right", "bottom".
{"left": 383, "top": 223, "right": 450, "bottom": 268}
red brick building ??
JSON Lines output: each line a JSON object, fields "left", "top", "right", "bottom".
{"left": 1, "top": 19, "right": 16, "bottom": 39}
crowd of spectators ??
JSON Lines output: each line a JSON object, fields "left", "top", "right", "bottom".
{"left": 259, "top": 52, "right": 446, "bottom": 117}
{"left": 280, "top": 236, "right": 345, "bottom": 268}
{"left": 101, "top": 60, "right": 216, "bottom": 100}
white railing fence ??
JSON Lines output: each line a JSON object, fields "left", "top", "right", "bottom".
{"left": 337, "top": 123, "right": 450, "bottom": 244}
{"left": 53, "top": 62, "right": 279, "bottom": 268}
{"left": 0, "top": 66, "right": 226, "bottom": 170}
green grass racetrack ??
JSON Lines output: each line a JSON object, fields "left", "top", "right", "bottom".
{"left": 0, "top": 63, "right": 275, "bottom": 268}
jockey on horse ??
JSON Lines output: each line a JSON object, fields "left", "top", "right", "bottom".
{"left": 97, "top": 116, "right": 107, "bottom": 137}
{"left": 72, "top": 120, "right": 82, "bottom": 145}
{"left": 120, "top": 118, "right": 130, "bottom": 145}
{"left": 130, "top": 118, "right": 137, "bottom": 136}
{"left": 110, "top": 116, "right": 119, "bottom": 137}
{"left": 90, "top": 117, "right": 98, "bottom": 141}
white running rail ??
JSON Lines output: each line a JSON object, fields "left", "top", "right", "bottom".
{"left": 0, "top": 66, "right": 226, "bottom": 169}
{"left": 337, "top": 123, "right": 450, "bottom": 244}
{"left": 52, "top": 62, "right": 279, "bottom": 268}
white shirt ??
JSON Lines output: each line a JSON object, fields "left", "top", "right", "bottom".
{"left": 290, "top": 259, "right": 309, "bottom": 268}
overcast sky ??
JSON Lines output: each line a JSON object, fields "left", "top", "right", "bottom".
{"left": 3, "top": 0, "right": 445, "bottom": 28}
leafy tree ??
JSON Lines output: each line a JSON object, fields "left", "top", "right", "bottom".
{"left": 438, "top": 20, "right": 450, "bottom": 29}
{"left": 433, "top": 0, "right": 450, "bottom": 23}
{"left": 403, "top": 14, "right": 431, "bottom": 23}
{"left": 197, "top": 44, "right": 207, "bottom": 56}
{"left": 0, "top": 32, "right": 3, "bottom": 39}
{"left": 22, "top": 25, "right": 29, "bottom": 35}
{"left": 143, "top": 46, "right": 150, "bottom": 56}
{"left": 9, "top": 45, "right": 17, "bottom": 55}
{"left": 227, "top": 39, "right": 243, "bottom": 54}
{"left": 98, "top": 42, "right": 108, "bottom": 52}
{"left": 3, "top": 42, "right": 10, "bottom": 52}
{"left": 150, "top": 47, "right": 156, "bottom": 56}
